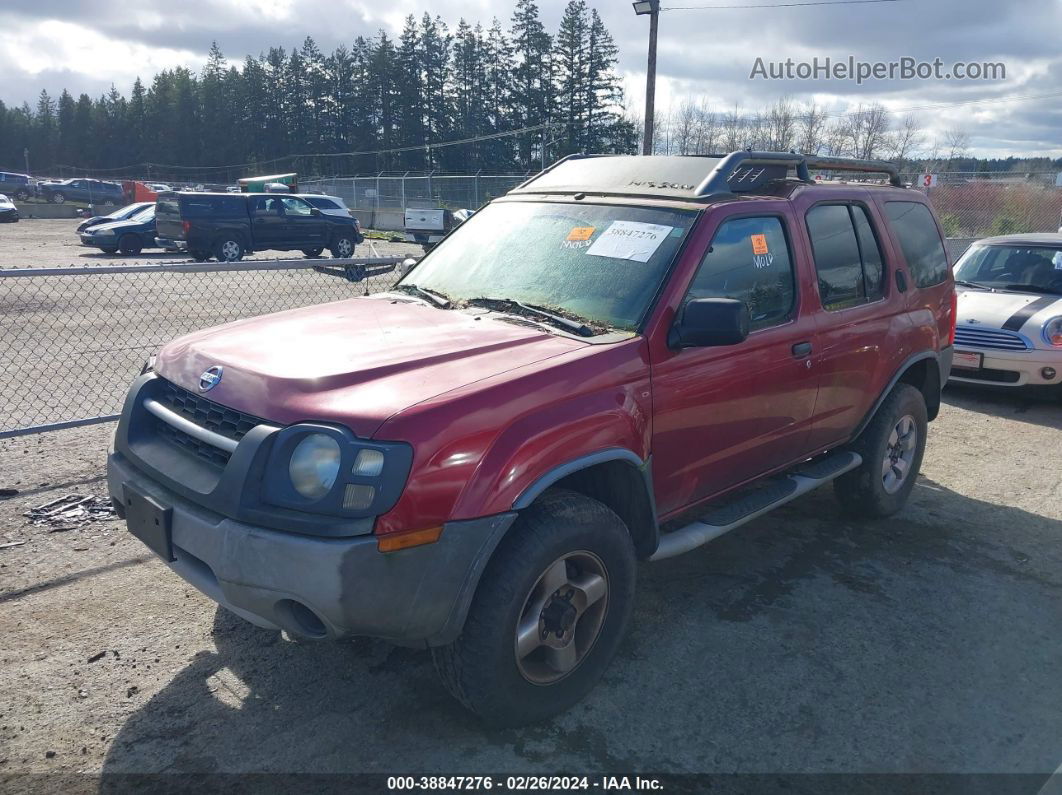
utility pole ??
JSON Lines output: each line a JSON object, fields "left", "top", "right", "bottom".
{"left": 23, "top": 148, "right": 30, "bottom": 175}
{"left": 633, "top": 0, "right": 660, "bottom": 156}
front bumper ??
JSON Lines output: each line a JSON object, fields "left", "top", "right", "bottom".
{"left": 80, "top": 233, "right": 112, "bottom": 247}
{"left": 109, "top": 451, "right": 516, "bottom": 645}
{"left": 949, "top": 345, "right": 1062, "bottom": 387}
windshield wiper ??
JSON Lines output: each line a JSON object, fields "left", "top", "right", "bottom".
{"left": 1001, "top": 284, "right": 1062, "bottom": 295}
{"left": 955, "top": 279, "right": 991, "bottom": 290}
{"left": 392, "top": 283, "right": 451, "bottom": 308}
{"left": 467, "top": 297, "right": 594, "bottom": 337}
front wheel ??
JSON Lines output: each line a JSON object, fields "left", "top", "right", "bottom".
{"left": 432, "top": 489, "right": 636, "bottom": 727}
{"left": 330, "top": 234, "right": 354, "bottom": 258}
{"left": 213, "top": 236, "right": 244, "bottom": 262}
{"left": 51, "top": 192, "right": 65, "bottom": 204}
{"left": 834, "top": 382, "right": 928, "bottom": 518}
{"left": 302, "top": 247, "right": 324, "bottom": 258}
{"left": 118, "top": 234, "right": 143, "bottom": 256}
{"left": 99, "top": 246, "right": 118, "bottom": 255}
{"left": 14, "top": 189, "right": 29, "bottom": 202}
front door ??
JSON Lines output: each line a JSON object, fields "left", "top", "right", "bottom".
{"left": 279, "top": 196, "right": 329, "bottom": 246}
{"left": 651, "top": 210, "right": 821, "bottom": 516}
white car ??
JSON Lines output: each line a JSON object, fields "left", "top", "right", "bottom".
{"left": 951, "top": 233, "right": 1062, "bottom": 392}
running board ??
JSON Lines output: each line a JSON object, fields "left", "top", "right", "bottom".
{"left": 649, "top": 451, "right": 862, "bottom": 562}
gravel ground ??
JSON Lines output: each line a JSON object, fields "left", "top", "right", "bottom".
{"left": 0, "top": 217, "right": 418, "bottom": 270}
{"left": 0, "top": 385, "right": 1059, "bottom": 785}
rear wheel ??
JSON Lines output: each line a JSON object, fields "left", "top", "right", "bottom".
{"left": 118, "top": 234, "right": 143, "bottom": 256}
{"left": 190, "top": 250, "right": 211, "bottom": 262}
{"left": 99, "top": 246, "right": 118, "bottom": 255}
{"left": 213, "top": 236, "right": 244, "bottom": 262}
{"left": 330, "top": 234, "right": 354, "bottom": 258}
{"left": 432, "top": 489, "right": 636, "bottom": 727}
{"left": 13, "top": 189, "right": 29, "bottom": 202}
{"left": 51, "top": 192, "right": 65, "bottom": 204}
{"left": 301, "top": 247, "right": 324, "bottom": 258}
{"left": 834, "top": 383, "right": 928, "bottom": 518}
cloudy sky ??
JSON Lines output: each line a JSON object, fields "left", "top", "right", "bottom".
{"left": 1, "top": 0, "right": 1060, "bottom": 158}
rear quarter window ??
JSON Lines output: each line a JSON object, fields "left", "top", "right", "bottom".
{"left": 884, "top": 201, "right": 949, "bottom": 288}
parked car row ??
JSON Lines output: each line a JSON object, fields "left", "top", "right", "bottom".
{"left": 73, "top": 192, "right": 363, "bottom": 261}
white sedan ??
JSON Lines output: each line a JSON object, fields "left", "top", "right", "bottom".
{"left": 951, "top": 233, "right": 1062, "bottom": 393}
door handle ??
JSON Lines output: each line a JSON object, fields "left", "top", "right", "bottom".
{"left": 792, "top": 342, "right": 813, "bottom": 358}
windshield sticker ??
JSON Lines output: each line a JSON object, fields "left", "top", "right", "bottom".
{"left": 567, "top": 226, "right": 595, "bottom": 242}
{"left": 1053, "top": 251, "right": 1062, "bottom": 269}
{"left": 750, "top": 234, "right": 769, "bottom": 256}
{"left": 586, "top": 221, "right": 674, "bottom": 262}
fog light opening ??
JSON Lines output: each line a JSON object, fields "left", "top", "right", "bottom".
{"left": 277, "top": 599, "right": 328, "bottom": 639}
{"left": 1041, "top": 367, "right": 1057, "bottom": 381}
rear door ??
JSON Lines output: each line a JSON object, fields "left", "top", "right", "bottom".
{"left": 794, "top": 191, "right": 910, "bottom": 451}
{"left": 650, "top": 206, "right": 822, "bottom": 514}
{"left": 154, "top": 195, "right": 184, "bottom": 240}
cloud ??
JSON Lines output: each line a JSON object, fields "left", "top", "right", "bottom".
{"left": 1, "top": 0, "right": 1060, "bottom": 156}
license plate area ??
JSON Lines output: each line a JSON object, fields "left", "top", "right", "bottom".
{"left": 953, "top": 351, "right": 983, "bottom": 369}
{"left": 122, "top": 483, "right": 174, "bottom": 562}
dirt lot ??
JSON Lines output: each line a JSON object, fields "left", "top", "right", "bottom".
{"left": 0, "top": 385, "right": 1059, "bottom": 785}
{"left": 0, "top": 217, "right": 418, "bottom": 270}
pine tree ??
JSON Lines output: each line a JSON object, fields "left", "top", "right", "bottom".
{"left": 420, "top": 13, "right": 453, "bottom": 169}
{"left": 510, "top": 0, "right": 552, "bottom": 168}
{"left": 553, "top": 0, "right": 589, "bottom": 157}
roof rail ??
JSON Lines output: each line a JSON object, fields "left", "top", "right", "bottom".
{"left": 804, "top": 155, "right": 902, "bottom": 187}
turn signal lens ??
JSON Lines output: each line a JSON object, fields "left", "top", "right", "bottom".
{"left": 352, "top": 449, "right": 385, "bottom": 477}
{"left": 377, "top": 526, "right": 444, "bottom": 553}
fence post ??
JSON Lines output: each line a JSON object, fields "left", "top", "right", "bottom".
{"left": 401, "top": 171, "right": 408, "bottom": 210}
{"left": 474, "top": 170, "right": 481, "bottom": 208}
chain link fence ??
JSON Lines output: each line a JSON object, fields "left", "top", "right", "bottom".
{"left": 0, "top": 258, "right": 403, "bottom": 438}
{"left": 300, "top": 173, "right": 531, "bottom": 213}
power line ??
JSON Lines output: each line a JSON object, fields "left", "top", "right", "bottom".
{"left": 663, "top": 0, "right": 900, "bottom": 9}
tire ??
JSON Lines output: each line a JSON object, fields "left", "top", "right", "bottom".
{"left": 834, "top": 382, "right": 928, "bottom": 518}
{"left": 118, "top": 234, "right": 143, "bottom": 256}
{"left": 14, "top": 189, "right": 29, "bottom": 202}
{"left": 330, "top": 234, "right": 354, "bottom": 259}
{"left": 302, "top": 247, "right": 324, "bottom": 258}
{"left": 213, "top": 235, "right": 244, "bottom": 262}
{"left": 432, "top": 489, "right": 636, "bottom": 727}
{"left": 190, "top": 251, "right": 211, "bottom": 263}
{"left": 51, "top": 192, "right": 65, "bottom": 204}
{"left": 99, "top": 247, "right": 118, "bottom": 255}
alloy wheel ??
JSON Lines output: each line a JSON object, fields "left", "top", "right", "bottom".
{"left": 882, "top": 414, "right": 918, "bottom": 494}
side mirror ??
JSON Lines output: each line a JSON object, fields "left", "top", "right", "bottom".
{"left": 310, "top": 207, "right": 322, "bottom": 216}
{"left": 669, "top": 297, "right": 750, "bottom": 349}
{"left": 397, "top": 257, "right": 419, "bottom": 279}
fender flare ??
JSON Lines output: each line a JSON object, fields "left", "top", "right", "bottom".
{"left": 512, "top": 447, "right": 647, "bottom": 510}
{"left": 851, "top": 350, "right": 941, "bottom": 439}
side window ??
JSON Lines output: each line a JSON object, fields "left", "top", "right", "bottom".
{"left": 687, "top": 216, "right": 795, "bottom": 331}
{"left": 852, "top": 206, "right": 885, "bottom": 300}
{"left": 253, "top": 196, "right": 282, "bottom": 215}
{"left": 884, "top": 201, "right": 949, "bottom": 287}
{"left": 806, "top": 203, "right": 886, "bottom": 310}
{"left": 281, "top": 197, "right": 313, "bottom": 216}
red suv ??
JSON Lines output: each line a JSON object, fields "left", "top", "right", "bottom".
{"left": 108, "top": 152, "right": 955, "bottom": 726}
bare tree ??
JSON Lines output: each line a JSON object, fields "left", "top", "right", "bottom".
{"left": 674, "top": 99, "right": 698, "bottom": 155}
{"left": 693, "top": 99, "right": 718, "bottom": 154}
{"left": 943, "top": 128, "right": 970, "bottom": 167}
{"left": 883, "top": 113, "right": 923, "bottom": 166}
{"left": 841, "top": 103, "right": 891, "bottom": 160}
{"left": 721, "top": 104, "right": 744, "bottom": 151}
{"left": 763, "top": 97, "right": 797, "bottom": 151}
{"left": 795, "top": 102, "right": 829, "bottom": 154}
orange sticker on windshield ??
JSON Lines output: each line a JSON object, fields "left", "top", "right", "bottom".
{"left": 751, "top": 234, "right": 769, "bottom": 255}
{"left": 567, "top": 226, "right": 595, "bottom": 242}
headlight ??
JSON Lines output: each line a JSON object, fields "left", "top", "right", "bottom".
{"left": 94, "top": 229, "right": 115, "bottom": 236}
{"left": 288, "top": 433, "right": 341, "bottom": 499}
{"left": 1044, "top": 317, "right": 1062, "bottom": 347}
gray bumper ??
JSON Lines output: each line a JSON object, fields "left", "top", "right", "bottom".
{"left": 155, "top": 236, "right": 185, "bottom": 250}
{"left": 108, "top": 452, "right": 516, "bottom": 646}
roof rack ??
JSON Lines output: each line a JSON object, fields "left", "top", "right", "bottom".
{"left": 696, "top": 151, "right": 902, "bottom": 195}
{"left": 511, "top": 150, "right": 904, "bottom": 201}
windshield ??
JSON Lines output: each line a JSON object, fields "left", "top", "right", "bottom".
{"left": 131, "top": 206, "right": 155, "bottom": 221}
{"left": 400, "top": 201, "right": 696, "bottom": 331}
{"left": 955, "top": 244, "right": 1062, "bottom": 294}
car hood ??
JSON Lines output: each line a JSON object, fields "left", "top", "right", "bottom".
{"left": 957, "top": 287, "right": 1062, "bottom": 334}
{"left": 89, "top": 218, "right": 150, "bottom": 233}
{"left": 154, "top": 295, "right": 586, "bottom": 438}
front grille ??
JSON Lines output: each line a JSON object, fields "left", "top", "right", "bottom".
{"left": 952, "top": 366, "right": 1021, "bottom": 384}
{"left": 152, "top": 379, "right": 266, "bottom": 466}
{"left": 954, "top": 325, "right": 1030, "bottom": 351}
